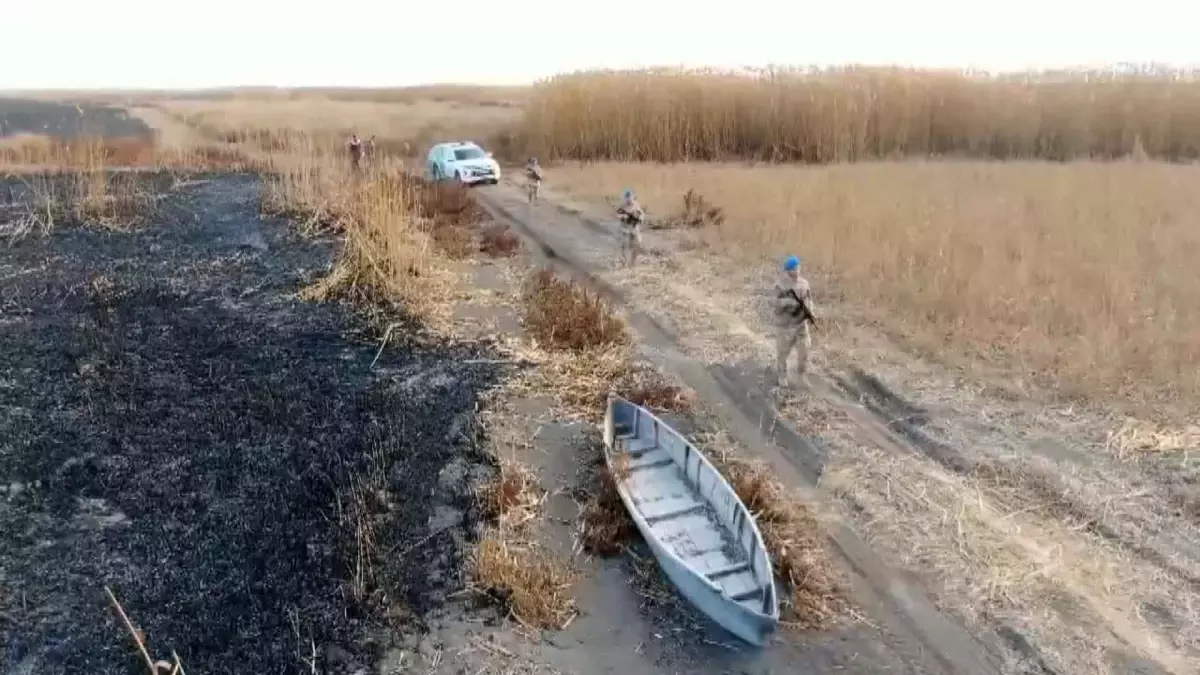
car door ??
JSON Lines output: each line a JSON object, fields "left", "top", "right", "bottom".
{"left": 440, "top": 146, "right": 457, "bottom": 178}
{"left": 427, "top": 146, "right": 443, "bottom": 179}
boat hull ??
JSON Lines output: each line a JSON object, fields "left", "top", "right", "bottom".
{"left": 603, "top": 395, "right": 780, "bottom": 646}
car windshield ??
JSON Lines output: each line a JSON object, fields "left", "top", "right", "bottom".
{"left": 453, "top": 146, "right": 487, "bottom": 161}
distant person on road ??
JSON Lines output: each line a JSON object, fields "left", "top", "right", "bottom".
{"left": 772, "top": 255, "right": 817, "bottom": 387}
{"left": 615, "top": 188, "right": 645, "bottom": 266}
{"left": 525, "top": 157, "right": 544, "bottom": 204}
{"left": 347, "top": 134, "right": 364, "bottom": 171}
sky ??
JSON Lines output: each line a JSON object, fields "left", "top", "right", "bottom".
{"left": 4, "top": 1, "right": 1200, "bottom": 89}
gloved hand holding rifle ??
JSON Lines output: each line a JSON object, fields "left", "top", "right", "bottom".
{"left": 785, "top": 287, "right": 818, "bottom": 327}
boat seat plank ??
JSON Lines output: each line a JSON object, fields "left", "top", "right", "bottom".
{"left": 628, "top": 457, "right": 674, "bottom": 474}
{"left": 705, "top": 561, "right": 751, "bottom": 580}
{"left": 656, "top": 518, "right": 729, "bottom": 557}
{"left": 626, "top": 448, "right": 672, "bottom": 470}
{"left": 623, "top": 436, "right": 659, "bottom": 455}
{"left": 644, "top": 502, "right": 706, "bottom": 524}
{"left": 652, "top": 512, "right": 722, "bottom": 540}
{"left": 729, "top": 586, "right": 764, "bottom": 603}
{"left": 714, "top": 570, "right": 758, "bottom": 598}
{"left": 687, "top": 550, "right": 740, "bottom": 574}
{"left": 626, "top": 475, "right": 689, "bottom": 507}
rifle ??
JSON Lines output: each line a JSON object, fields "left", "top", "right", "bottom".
{"left": 784, "top": 288, "right": 818, "bottom": 327}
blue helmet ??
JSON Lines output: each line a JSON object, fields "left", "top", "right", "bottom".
{"left": 783, "top": 255, "right": 801, "bottom": 272}
{"left": 623, "top": 189, "right": 633, "bottom": 200}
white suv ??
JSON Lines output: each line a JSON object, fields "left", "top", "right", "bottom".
{"left": 425, "top": 141, "right": 501, "bottom": 186}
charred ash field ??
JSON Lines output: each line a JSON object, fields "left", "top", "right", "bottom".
{"left": 0, "top": 172, "right": 507, "bottom": 674}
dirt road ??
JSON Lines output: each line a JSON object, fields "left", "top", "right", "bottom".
{"left": 474, "top": 180, "right": 1200, "bottom": 675}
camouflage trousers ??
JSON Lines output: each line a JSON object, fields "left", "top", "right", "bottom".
{"left": 775, "top": 323, "right": 812, "bottom": 385}
{"left": 620, "top": 223, "right": 643, "bottom": 265}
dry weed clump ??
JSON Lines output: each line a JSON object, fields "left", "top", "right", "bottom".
{"left": 578, "top": 459, "right": 637, "bottom": 556}
{"left": 618, "top": 364, "right": 695, "bottom": 413}
{"left": 477, "top": 457, "right": 546, "bottom": 529}
{"left": 519, "top": 67, "right": 1200, "bottom": 163}
{"left": 1105, "top": 418, "right": 1200, "bottom": 461}
{"left": 479, "top": 223, "right": 522, "bottom": 257}
{"left": 720, "top": 459, "right": 847, "bottom": 629}
{"left": 521, "top": 269, "right": 630, "bottom": 352}
{"left": 262, "top": 158, "right": 457, "bottom": 323}
{"left": 471, "top": 530, "right": 578, "bottom": 630}
{"left": 663, "top": 189, "right": 724, "bottom": 230}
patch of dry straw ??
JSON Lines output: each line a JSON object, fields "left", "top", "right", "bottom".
{"left": 477, "top": 457, "right": 547, "bottom": 530}
{"left": 471, "top": 530, "right": 578, "bottom": 631}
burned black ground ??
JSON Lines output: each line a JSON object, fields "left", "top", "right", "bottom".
{"left": 0, "top": 174, "right": 505, "bottom": 674}
{"left": 0, "top": 98, "right": 152, "bottom": 139}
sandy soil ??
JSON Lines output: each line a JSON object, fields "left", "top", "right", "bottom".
{"left": 472, "top": 177, "right": 1200, "bottom": 675}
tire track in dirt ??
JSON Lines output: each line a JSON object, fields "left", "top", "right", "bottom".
{"left": 831, "top": 368, "right": 1200, "bottom": 594}
{"left": 474, "top": 185, "right": 1007, "bottom": 675}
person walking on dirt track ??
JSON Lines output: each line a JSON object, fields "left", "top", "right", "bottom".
{"left": 525, "top": 157, "right": 544, "bottom": 204}
{"left": 615, "top": 188, "right": 645, "bottom": 266}
{"left": 347, "top": 134, "right": 364, "bottom": 171}
{"left": 773, "top": 255, "right": 818, "bottom": 387}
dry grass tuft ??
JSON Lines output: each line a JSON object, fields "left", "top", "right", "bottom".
{"left": 720, "top": 459, "right": 847, "bottom": 629}
{"left": 262, "top": 160, "right": 456, "bottom": 323}
{"left": 3, "top": 171, "right": 163, "bottom": 240}
{"left": 471, "top": 530, "right": 578, "bottom": 630}
{"left": 663, "top": 189, "right": 724, "bottom": 230}
{"left": 577, "top": 464, "right": 637, "bottom": 556}
{"left": 478, "top": 458, "right": 546, "bottom": 529}
{"left": 519, "top": 67, "right": 1200, "bottom": 163}
{"left": 408, "top": 178, "right": 486, "bottom": 228}
{"left": 516, "top": 270, "right": 694, "bottom": 419}
{"left": 618, "top": 365, "right": 695, "bottom": 413}
{"left": 428, "top": 220, "right": 475, "bottom": 260}
{"left": 1105, "top": 418, "right": 1200, "bottom": 460}
{"left": 479, "top": 223, "right": 522, "bottom": 257}
{"left": 521, "top": 269, "right": 630, "bottom": 352}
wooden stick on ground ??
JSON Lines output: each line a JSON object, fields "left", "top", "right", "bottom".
{"left": 104, "top": 585, "right": 158, "bottom": 674}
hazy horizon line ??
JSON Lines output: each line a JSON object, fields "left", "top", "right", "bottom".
{"left": 5, "top": 61, "right": 1200, "bottom": 94}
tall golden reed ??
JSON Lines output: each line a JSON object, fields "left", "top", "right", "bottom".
{"left": 518, "top": 67, "right": 1200, "bottom": 162}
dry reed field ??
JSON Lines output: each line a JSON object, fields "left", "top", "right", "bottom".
{"left": 146, "top": 90, "right": 522, "bottom": 160}
{"left": 517, "top": 67, "right": 1200, "bottom": 163}
{"left": 513, "top": 68, "right": 1200, "bottom": 414}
